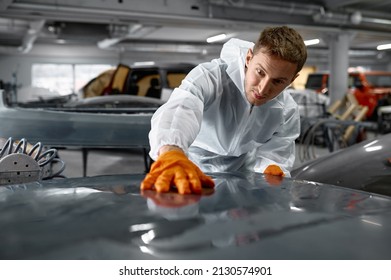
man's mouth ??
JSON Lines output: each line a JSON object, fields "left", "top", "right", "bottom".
{"left": 253, "top": 91, "right": 263, "bottom": 100}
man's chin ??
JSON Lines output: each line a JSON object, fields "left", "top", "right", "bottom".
{"left": 246, "top": 95, "right": 256, "bottom": 105}
{"left": 251, "top": 99, "right": 266, "bottom": 106}
{"left": 246, "top": 92, "right": 265, "bottom": 106}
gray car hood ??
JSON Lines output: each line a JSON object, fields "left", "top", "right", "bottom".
{"left": 1, "top": 172, "right": 391, "bottom": 260}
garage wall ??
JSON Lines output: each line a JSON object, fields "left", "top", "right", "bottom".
{"left": 0, "top": 44, "right": 217, "bottom": 89}
{"left": 0, "top": 44, "right": 390, "bottom": 90}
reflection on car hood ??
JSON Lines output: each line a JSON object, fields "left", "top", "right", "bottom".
{"left": 1, "top": 172, "right": 391, "bottom": 260}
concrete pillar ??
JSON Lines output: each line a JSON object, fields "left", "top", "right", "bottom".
{"left": 327, "top": 32, "right": 351, "bottom": 105}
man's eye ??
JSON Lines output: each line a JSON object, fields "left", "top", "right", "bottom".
{"left": 273, "top": 80, "right": 284, "bottom": 85}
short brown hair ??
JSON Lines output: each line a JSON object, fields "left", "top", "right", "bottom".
{"left": 253, "top": 26, "right": 307, "bottom": 73}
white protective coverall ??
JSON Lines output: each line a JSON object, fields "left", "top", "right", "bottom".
{"left": 148, "top": 38, "right": 300, "bottom": 176}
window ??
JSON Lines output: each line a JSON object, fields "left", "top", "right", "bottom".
{"left": 129, "top": 69, "right": 160, "bottom": 96}
{"left": 305, "top": 74, "right": 325, "bottom": 90}
{"left": 32, "top": 63, "right": 113, "bottom": 96}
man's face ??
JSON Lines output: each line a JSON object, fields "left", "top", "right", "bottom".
{"left": 244, "top": 48, "right": 299, "bottom": 106}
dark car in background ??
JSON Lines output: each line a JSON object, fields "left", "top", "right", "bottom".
{"left": 128, "top": 62, "right": 195, "bottom": 101}
{"left": 81, "top": 62, "right": 195, "bottom": 102}
{"left": 9, "top": 62, "right": 195, "bottom": 111}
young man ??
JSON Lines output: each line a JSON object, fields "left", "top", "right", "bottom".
{"left": 141, "top": 25, "right": 307, "bottom": 195}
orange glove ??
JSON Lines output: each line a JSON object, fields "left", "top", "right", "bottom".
{"left": 263, "top": 164, "right": 285, "bottom": 176}
{"left": 263, "top": 164, "right": 285, "bottom": 186}
{"left": 140, "top": 150, "right": 215, "bottom": 195}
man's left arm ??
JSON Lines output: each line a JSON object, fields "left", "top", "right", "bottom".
{"left": 253, "top": 99, "right": 300, "bottom": 177}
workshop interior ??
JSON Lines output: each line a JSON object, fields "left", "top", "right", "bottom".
{"left": 1, "top": 0, "right": 391, "bottom": 260}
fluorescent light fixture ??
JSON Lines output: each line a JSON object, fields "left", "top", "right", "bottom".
{"left": 377, "top": 43, "right": 391, "bottom": 50}
{"left": 97, "top": 38, "right": 121, "bottom": 49}
{"left": 207, "top": 33, "right": 227, "bottom": 43}
{"left": 304, "top": 39, "right": 320, "bottom": 46}
{"left": 133, "top": 61, "right": 155, "bottom": 66}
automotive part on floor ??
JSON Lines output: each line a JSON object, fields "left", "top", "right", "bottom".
{"left": 0, "top": 137, "right": 65, "bottom": 185}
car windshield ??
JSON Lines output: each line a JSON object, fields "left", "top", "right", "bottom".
{"left": 365, "top": 75, "right": 391, "bottom": 87}
{"left": 305, "top": 75, "right": 326, "bottom": 89}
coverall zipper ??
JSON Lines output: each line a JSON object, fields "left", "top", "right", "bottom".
{"left": 229, "top": 102, "right": 253, "bottom": 152}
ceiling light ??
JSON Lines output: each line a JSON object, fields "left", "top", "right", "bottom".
{"left": 133, "top": 61, "right": 155, "bottom": 66}
{"left": 304, "top": 39, "right": 320, "bottom": 46}
{"left": 350, "top": 11, "right": 362, "bottom": 25}
{"left": 47, "top": 25, "right": 56, "bottom": 32}
{"left": 377, "top": 43, "right": 391, "bottom": 50}
{"left": 97, "top": 38, "right": 121, "bottom": 49}
{"left": 206, "top": 33, "right": 227, "bottom": 43}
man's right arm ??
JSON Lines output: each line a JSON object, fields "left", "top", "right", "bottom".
{"left": 141, "top": 63, "right": 220, "bottom": 194}
{"left": 148, "top": 61, "right": 221, "bottom": 161}
{"left": 158, "top": 145, "right": 183, "bottom": 156}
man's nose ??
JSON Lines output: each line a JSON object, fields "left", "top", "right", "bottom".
{"left": 258, "top": 77, "right": 271, "bottom": 93}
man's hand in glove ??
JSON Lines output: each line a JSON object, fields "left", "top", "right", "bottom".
{"left": 140, "top": 147, "right": 215, "bottom": 195}
{"left": 264, "top": 164, "right": 285, "bottom": 176}
{"left": 263, "top": 164, "right": 285, "bottom": 186}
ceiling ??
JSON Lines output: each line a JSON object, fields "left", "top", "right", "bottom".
{"left": 1, "top": 0, "right": 391, "bottom": 65}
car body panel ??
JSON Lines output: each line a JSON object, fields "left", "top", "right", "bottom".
{"left": 0, "top": 92, "right": 153, "bottom": 149}
{"left": 63, "top": 94, "right": 165, "bottom": 109}
{"left": 1, "top": 172, "right": 391, "bottom": 260}
{"left": 292, "top": 133, "right": 391, "bottom": 197}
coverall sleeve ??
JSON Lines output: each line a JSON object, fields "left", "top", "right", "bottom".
{"left": 148, "top": 63, "right": 219, "bottom": 160}
{"left": 253, "top": 96, "right": 301, "bottom": 177}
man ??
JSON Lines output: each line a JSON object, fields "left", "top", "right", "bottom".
{"left": 141, "top": 25, "right": 307, "bottom": 195}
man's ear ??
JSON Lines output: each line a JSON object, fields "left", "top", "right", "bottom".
{"left": 245, "top": 49, "right": 253, "bottom": 67}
